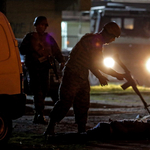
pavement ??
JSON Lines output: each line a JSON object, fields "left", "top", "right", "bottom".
{"left": 9, "top": 94, "right": 150, "bottom": 149}
{"left": 25, "top": 95, "right": 146, "bottom": 116}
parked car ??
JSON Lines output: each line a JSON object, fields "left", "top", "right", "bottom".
{"left": 0, "top": 12, "right": 26, "bottom": 144}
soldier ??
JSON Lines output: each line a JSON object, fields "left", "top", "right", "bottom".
{"left": 44, "top": 22, "right": 124, "bottom": 135}
{"left": 20, "top": 16, "right": 65, "bottom": 124}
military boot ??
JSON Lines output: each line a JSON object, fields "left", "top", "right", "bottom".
{"left": 33, "top": 112, "right": 38, "bottom": 123}
{"left": 33, "top": 112, "right": 48, "bottom": 125}
{"left": 78, "top": 124, "right": 86, "bottom": 133}
{"left": 43, "top": 119, "right": 56, "bottom": 138}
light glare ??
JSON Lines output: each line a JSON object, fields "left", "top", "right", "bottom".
{"left": 104, "top": 57, "right": 115, "bottom": 68}
{"left": 146, "top": 58, "right": 150, "bottom": 72}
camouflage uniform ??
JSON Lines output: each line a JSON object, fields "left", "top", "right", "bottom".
{"left": 20, "top": 32, "right": 65, "bottom": 115}
{"left": 50, "top": 33, "right": 104, "bottom": 127}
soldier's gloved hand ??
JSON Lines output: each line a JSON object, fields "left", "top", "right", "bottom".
{"left": 99, "top": 76, "right": 109, "bottom": 86}
{"left": 116, "top": 73, "right": 125, "bottom": 80}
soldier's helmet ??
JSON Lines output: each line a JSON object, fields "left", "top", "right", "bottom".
{"left": 103, "top": 22, "right": 121, "bottom": 38}
{"left": 33, "top": 16, "right": 48, "bottom": 27}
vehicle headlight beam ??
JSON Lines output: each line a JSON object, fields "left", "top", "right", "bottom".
{"left": 146, "top": 58, "right": 150, "bottom": 73}
{"left": 103, "top": 57, "right": 115, "bottom": 68}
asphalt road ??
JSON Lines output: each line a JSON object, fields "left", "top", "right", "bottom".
{"left": 6, "top": 93, "right": 150, "bottom": 149}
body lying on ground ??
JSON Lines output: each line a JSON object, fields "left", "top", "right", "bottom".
{"left": 47, "top": 119, "right": 150, "bottom": 143}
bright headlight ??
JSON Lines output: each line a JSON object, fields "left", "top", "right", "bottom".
{"left": 103, "top": 57, "right": 115, "bottom": 68}
{"left": 146, "top": 58, "right": 150, "bottom": 72}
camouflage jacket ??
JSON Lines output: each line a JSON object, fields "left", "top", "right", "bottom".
{"left": 65, "top": 33, "right": 104, "bottom": 79}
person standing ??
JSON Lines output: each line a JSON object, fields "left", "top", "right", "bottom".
{"left": 20, "top": 16, "right": 65, "bottom": 124}
{"left": 44, "top": 22, "right": 125, "bottom": 136}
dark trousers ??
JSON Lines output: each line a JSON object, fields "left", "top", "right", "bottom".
{"left": 28, "top": 68, "right": 49, "bottom": 114}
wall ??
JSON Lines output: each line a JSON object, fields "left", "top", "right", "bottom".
{"left": 67, "top": 21, "right": 90, "bottom": 48}
{"left": 5, "top": 0, "right": 91, "bottom": 48}
{"left": 6, "top": 0, "right": 62, "bottom": 47}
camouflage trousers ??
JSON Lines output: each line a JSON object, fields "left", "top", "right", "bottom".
{"left": 50, "top": 69, "right": 90, "bottom": 125}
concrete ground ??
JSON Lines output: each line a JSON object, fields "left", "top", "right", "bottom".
{"left": 6, "top": 93, "right": 150, "bottom": 149}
